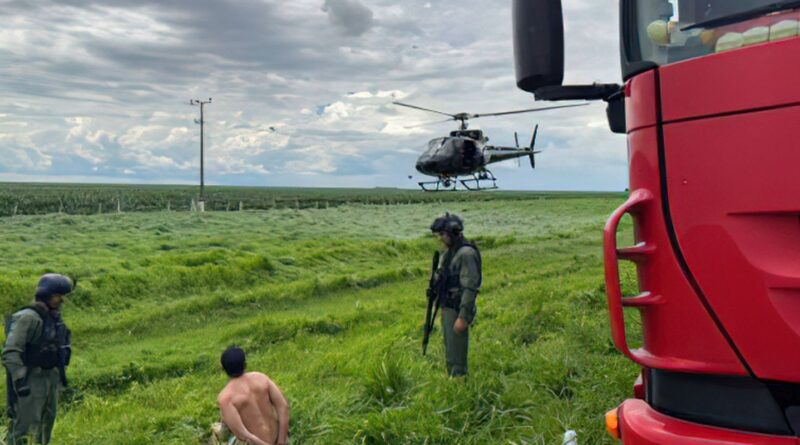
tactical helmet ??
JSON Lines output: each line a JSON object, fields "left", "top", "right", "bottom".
{"left": 430, "top": 212, "right": 464, "bottom": 235}
{"left": 35, "top": 274, "right": 74, "bottom": 302}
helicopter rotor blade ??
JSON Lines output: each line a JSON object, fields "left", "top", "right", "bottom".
{"left": 403, "top": 118, "right": 455, "bottom": 129}
{"left": 530, "top": 124, "right": 539, "bottom": 149}
{"left": 393, "top": 101, "right": 457, "bottom": 118}
{"left": 514, "top": 132, "right": 519, "bottom": 148}
{"left": 469, "top": 103, "right": 589, "bottom": 119}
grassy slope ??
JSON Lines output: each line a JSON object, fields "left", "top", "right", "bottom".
{"left": 0, "top": 197, "right": 638, "bottom": 444}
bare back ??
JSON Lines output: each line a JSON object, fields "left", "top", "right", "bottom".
{"left": 218, "top": 372, "right": 279, "bottom": 444}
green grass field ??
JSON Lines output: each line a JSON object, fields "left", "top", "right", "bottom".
{"left": 0, "top": 189, "right": 639, "bottom": 444}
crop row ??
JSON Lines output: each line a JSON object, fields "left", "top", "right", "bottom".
{"left": 0, "top": 182, "right": 623, "bottom": 216}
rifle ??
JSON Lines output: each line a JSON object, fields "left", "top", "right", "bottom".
{"left": 4, "top": 314, "right": 16, "bottom": 418}
{"left": 6, "top": 367, "right": 15, "bottom": 418}
{"left": 56, "top": 315, "right": 71, "bottom": 387}
{"left": 422, "top": 251, "right": 441, "bottom": 355}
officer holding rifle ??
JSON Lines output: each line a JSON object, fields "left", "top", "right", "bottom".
{"left": 423, "top": 213, "right": 482, "bottom": 377}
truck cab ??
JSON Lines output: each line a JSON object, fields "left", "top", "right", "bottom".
{"left": 513, "top": 1, "right": 800, "bottom": 442}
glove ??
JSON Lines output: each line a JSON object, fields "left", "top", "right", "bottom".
{"left": 14, "top": 378, "right": 30, "bottom": 397}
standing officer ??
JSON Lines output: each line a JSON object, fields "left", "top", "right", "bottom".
{"left": 430, "top": 213, "right": 482, "bottom": 377}
{"left": 3, "top": 274, "right": 73, "bottom": 445}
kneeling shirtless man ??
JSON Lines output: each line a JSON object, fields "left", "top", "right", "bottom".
{"left": 217, "top": 346, "right": 290, "bottom": 445}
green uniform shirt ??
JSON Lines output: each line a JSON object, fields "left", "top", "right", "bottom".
{"left": 439, "top": 243, "right": 482, "bottom": 324}
{"left": 3, "top": 308, "right": 44, "bottom": 382}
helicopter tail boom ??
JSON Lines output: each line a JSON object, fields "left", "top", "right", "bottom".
{"left": 485, "top": 124, "right": 540, "bottom": 168}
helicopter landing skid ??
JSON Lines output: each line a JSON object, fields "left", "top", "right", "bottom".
{"left": 418, "top": 178, "right": 458, "bottom": 192}
{"left": 460, "top": 170, "right": 498, "bottom": 191}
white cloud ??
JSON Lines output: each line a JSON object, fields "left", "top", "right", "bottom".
{"left": 348, "top": 91, "right": 374, "bottom": 98}
{"left": 0, "top": 132, "right": 53, "bottom": 170}
{"left": 0, "top": 0, "right": 626, "bottom": 190}
{"left": 284, "top": 150, "right": 337, "bottom": 174}
{"left": 321, "top": 0, "right": 375, "bottom": 37}
{"left": 380, "top": 120, "right": 428, "bottom": 137}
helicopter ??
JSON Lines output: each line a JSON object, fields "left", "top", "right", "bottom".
{"left": 393, "top": 101, "right": 588, "bottom": 191}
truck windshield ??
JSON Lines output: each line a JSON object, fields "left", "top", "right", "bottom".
{"left": 629, "top": 0, "right": 800, "bottom": 65}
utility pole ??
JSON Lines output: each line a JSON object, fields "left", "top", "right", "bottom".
{"left": 190, "top": 97, "right": 212, "bottom": 210}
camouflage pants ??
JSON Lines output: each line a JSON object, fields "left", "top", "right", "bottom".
{"left": 6, "top": 367, "right": 60, "bottom": 445}
{"left": 441, "top": 307, "right": 469, "bottom": 377}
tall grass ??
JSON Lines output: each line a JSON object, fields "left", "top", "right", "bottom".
{"left": 0, "top": 194, "right": 635, "bottom": 444}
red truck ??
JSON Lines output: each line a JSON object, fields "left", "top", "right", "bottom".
{"left": 512, "top": 1, "right": 800, "bottom": 443}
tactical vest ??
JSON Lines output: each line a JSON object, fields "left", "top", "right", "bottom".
{"left": 438, "top": 241, "right": 482, "bottom": 310}
{"left": 6, "top": 305, "right": 71, "bottom": 370}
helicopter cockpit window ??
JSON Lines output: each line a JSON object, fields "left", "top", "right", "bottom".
{"left": 425, "top": 138, "right": 447, "bottom": 156}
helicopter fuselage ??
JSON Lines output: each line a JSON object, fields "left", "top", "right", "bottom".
{"left": 415, "top": 135, "right": 487, "bottom": 177}
{"left": 415, "top": 129, "right": 535, "bottom": 178}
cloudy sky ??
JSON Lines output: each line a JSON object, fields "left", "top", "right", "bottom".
{"left": 0, "top": 0, "right": 626, "bottom": 191}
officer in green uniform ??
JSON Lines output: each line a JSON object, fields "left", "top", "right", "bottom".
{"left": 430, "top": 213, "right": 482, "bottom": 377}
{"left": 3, "top": 274, "right": 74, "bottom": 445}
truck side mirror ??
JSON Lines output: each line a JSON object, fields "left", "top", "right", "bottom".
{"left": 513, "top": 0, "right": 565, "bottom": 93}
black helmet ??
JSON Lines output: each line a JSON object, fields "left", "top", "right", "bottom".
{"left": 430, "top": 213, "right": 464, "bottom": 235}
{"left": 35, "top": 274, "right": 75, "bottom": 301}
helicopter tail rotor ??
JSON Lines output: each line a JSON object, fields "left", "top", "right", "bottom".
{"left": 529, "top": 124, "right": 540, "bottom": 169}
{"left": 529, "top": 124, "right": 539, "bottom": 149}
